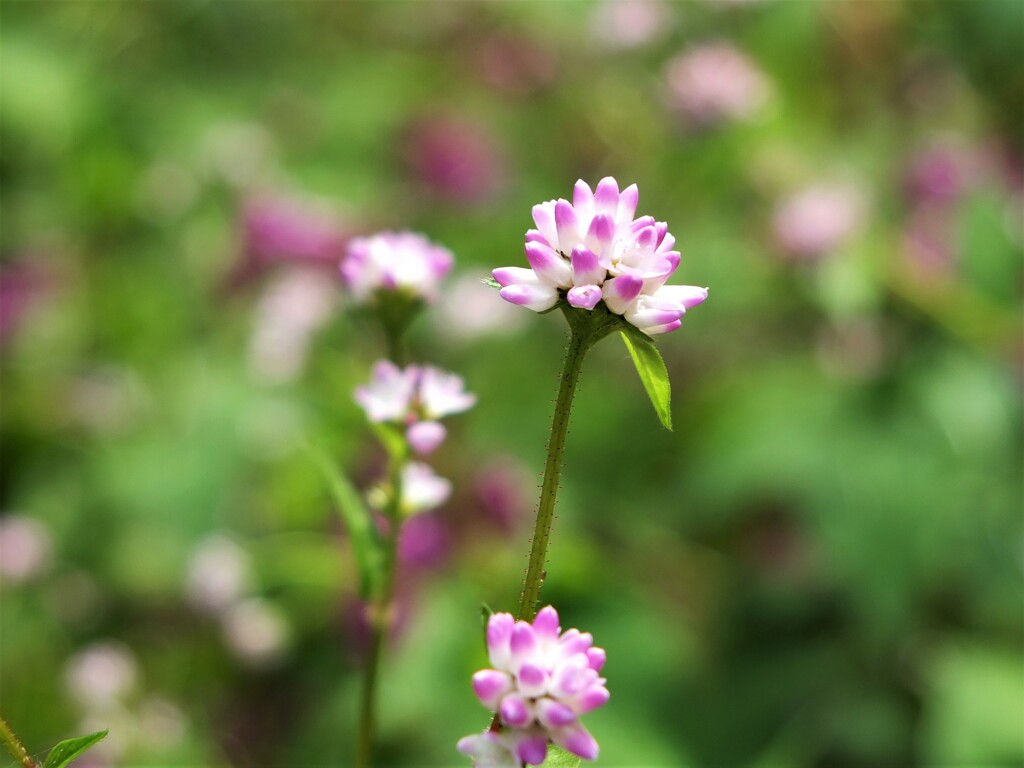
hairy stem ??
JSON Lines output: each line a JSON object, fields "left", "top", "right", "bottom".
{"left": 355, "top": 455, "right": 403, "bottom": 768}
{"left": 0, "top": 714, "right": 36, "bottom": 768}
{"left": 516, "top": 324, "right": 592, "bottom": 622}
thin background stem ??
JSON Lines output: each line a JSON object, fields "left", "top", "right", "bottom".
{"left": 355, "top": 450, "right": 404, "bottom": 768}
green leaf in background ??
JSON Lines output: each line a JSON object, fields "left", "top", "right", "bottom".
{"left": 43, "top": 730, "right": 108, "bottom": 768}
{"left": 304, "top": 444, "right": 381, "bottom": 599}
{"left": 540, "top": 745, "right": 582, "bottom": 768}
{"left": 619, "top": 328, "right": 673, "bottom": 431}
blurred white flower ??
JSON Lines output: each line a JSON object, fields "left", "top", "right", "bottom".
{"left": 400, "top": 462, "right": 452, "bottom": 515}
{"left": 0, "top": 514, "right": 52, "bottom": 583}
{"left": 435, "top": 274, "right": 527, "bottom": 342}
{"left": 222, "top": 598, "right": 291, "bottom": 667}
{"left": 248, "top": 268, "right": 338, "bottom": 383}
{"left": 185, "top": 534, "right": 252, "bottom": 615}
{"left": 773, "top": 183, "right": 866, "bottom": 260}
{"left": 591, "top": 0, "right": 671, "bottom": 50}
{"left": 65, "top": 641, "right": 139, "bottom": 709}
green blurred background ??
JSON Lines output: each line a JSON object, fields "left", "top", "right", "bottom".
{"left": 1, "top": 1, "right": 1022, "bottom": 766}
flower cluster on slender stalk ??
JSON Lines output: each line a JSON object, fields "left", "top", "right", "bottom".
{"left": 459, "top": 178, "right": 706, "bottom": 766}
{"left": 459, "top": 607, "right": 609, "bottom": 766}
{"left": 493, "top": 177, "right": 707, "bottom": 335}
{"left": 338, "top": 230, "right": 476, "bottom": 768}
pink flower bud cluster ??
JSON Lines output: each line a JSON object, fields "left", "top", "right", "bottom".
{"left": 354, "top": 361, "right": 475, "bottom": 513}
{"left": 458, "top": 607, "right": 609, "bottom": 767}
{"left": 341, "top": 231, "right": 453, "bottom": 305}
{"left": 493, "top": 177, "right": 708, "bottom": 335}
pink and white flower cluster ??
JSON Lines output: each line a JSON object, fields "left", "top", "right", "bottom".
{"left": 341, "top": 231, "right": 453, "bottom": 305}
{"left": 493, "top": 177, "right": 708, "bottom": 335}
{"left": 355, "top": 361, "right": 475, "bottom": 513}
{"left": 458, "top": 606, "right": 609, "bottom": 767}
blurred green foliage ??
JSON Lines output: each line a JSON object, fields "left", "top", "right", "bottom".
{"left": 1, "top": 1, "right": 1021, "bottom": 766}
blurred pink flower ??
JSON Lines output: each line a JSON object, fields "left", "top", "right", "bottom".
{"left": 459, "top": 606, "right": 609, "bottom": 766}
{"left": 354, "top": 360, "right": 476, "bottom": 455}
{"left": 248, "top": 268, "right": 338, "bottom": 383}
{"left": 773, "top": 183, "right": 865, "bottom": 260}
{"left": 0, "top": 514, "right": 52, "bottom": 582}
{"left": 185, "top": 534, "right": 252, "bottom": 615}
{"left": 904, "top": 142, "right": 975, "bottom": 207}
{"left": 65, "top": 641, "right": 139, "bottom": 708}
{"left": 403, "top": 114, "right": 505, "bottom": 203}
{"left": 590, "top": 0, "right": 671, "bottom": 50}
{"left": 222, "top": 598, "right": 291, "bottom": 668}
{"left": 0, "top": 262, "right": 53, "bottom": 348}
{"left": 341, "top": 231, "right": 454, "bottom": 305}
{"left": 434, "top": 274, "right": 527, "bottom": 342}
{"left": 242, "top": 194, "right": 350, "bottom": 268}
{"left": 664, "top": 42, "right": 770, "bottom": 127}
{"left": 397, "top": 511, "right": 449, "bottom": 569}
{"left": 474, "top": 459, "right": 532, "bottom": 532}
{"left": 473, "top": 33, "right": 559, "bottom": 97}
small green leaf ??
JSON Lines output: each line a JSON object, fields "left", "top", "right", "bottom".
{"left": 620, "top": 328, "right": 672, "bottom": 430}
{"left": 480, "top": 602, "right": 494, "bottom": 651}
{"left": 480, "top": 277, "right": 501, "bottom": 289}
{"left": 304, "top": 444, "right": 381, "bottom": 599}
{"left": 540, "top": 745, "right": 582, "bottom": 768}
{"left": 43, "top": 730, "right": 108, "bottom": 768}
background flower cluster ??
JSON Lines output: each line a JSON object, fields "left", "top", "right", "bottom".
{"left": 1, "top": 2, "right": 1021, "bottom": 766}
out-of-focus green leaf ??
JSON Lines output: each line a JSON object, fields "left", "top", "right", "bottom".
{"left": 304, "top": 444, "right": 380, "bottom": 599}
{"left": 540, "top": 745, "right": 581, "bottom": 768}
{"left": 43, "top": 730, "right": 108, "bottom": 768}
{"left": 620, "top": 328, "right": 672, "bottom": 431}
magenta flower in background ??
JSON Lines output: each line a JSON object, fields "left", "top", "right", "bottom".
{"left": 904, "top": 142, "right": 974, "bottom": 207}
{"left": 242, "top": 194, "right": 349, "bottom": 268}
{"left": 772, "top": 183, "right": 865, "bottom": 260}
{"left": 340, "top": 231, "right": 453, "bottom": 305}
{"left": 493, "top": 177, "right": 708, "bottom": 336}
{"left": 459, "top": 606, "right": 609, "bottom": 766}
{"left": 354, "top": 360, "right": 476, "bottom": 455}
{"left": 0, "top": 262, "right": 53, "bottom": 348}
{"left": 403, "top": 114, "right": 505, "bottom": 203}
{"left": 664, "top": 42, "right": 770, "bottom": 128}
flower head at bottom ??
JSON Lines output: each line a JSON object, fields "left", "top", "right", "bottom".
{"left": 458, "top": 606, "right": 609, "bottom": 766}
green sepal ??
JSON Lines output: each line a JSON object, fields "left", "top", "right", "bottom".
{"left": 480, "top": 277, "right": 501, "bottom": 289}
{"left": 304, "top": 443, "right": 382, "bottom": 599}
{"left": 43, "top": 730, "right": 108, "bottom": 768}
{"left": 619, "top": 326, "right": 673, "bottom": 431}
{"left": 540, "top": 745, "right": 582, "bottom": 768}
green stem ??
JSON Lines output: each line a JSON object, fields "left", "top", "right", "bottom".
{"left": 355, "top": 454, "right": 403, "bottom": 768}
{"left": 0, "top": 714, "right": 36, "bottom": 768}
{"left": 516, "top": 320, "right": 595, "bottom": 622}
